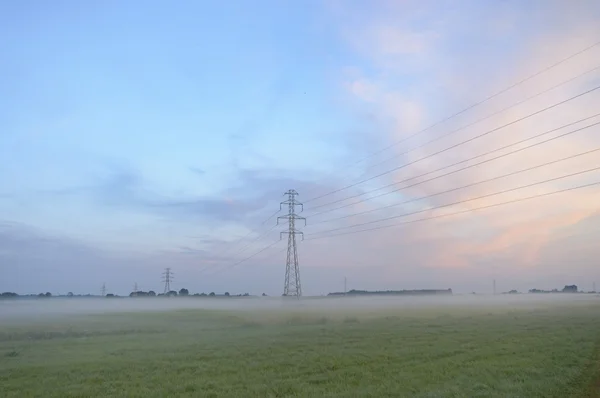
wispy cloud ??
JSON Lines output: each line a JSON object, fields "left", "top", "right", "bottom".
{"left": 2, "top": 0, "right": 600, "bottom": 295}
{"left": 301, "top": 0, "right": 600, "bottom": 288}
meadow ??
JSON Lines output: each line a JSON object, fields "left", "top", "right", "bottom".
{"left": 1, "top": 295, "right": 599, "bottom": 397}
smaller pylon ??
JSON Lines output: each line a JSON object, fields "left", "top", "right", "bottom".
{"left": 101, "top": 283, "right": 106, "bottom": 297}
{"left": 162, "top": 268, "right": 174, "bottom": 294}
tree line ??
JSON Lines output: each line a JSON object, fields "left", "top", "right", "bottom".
{"left": 129, "top": 288, "right": 258, "bottom": 297}
{"left": 1, "top": 290, "right": 269, "bottom": 299}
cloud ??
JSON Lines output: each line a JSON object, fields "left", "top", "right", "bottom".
{"left": 4, "top": 1, "right": 600, "bottom": 296}
{"left": 303, "top": 0, "right": 600, "bottom": 286}
{"left": 188, "top": 166, "right": 205, "bottom": 176}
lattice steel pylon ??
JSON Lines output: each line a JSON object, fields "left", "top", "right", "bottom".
{"left": 277, "top": 189, "right": 306, "bottom": 298}
{"left": 162, "top": 267, "right": 174, "bottom": 294}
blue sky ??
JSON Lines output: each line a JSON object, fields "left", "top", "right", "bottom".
{"left": 1, "top": 0, "right": 600, "bottom": 296}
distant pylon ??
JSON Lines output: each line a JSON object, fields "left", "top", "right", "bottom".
{"left": 277, "top": 189, "right": 306, "bottom": 298}
{"left": 162, "top": 268, "right": 174, "bottom": 294}
{"left": 101, "top": 282, "right": 106, "bottom": 297}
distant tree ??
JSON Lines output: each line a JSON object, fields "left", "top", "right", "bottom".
{"left": 106, "top": 293, "right": 115, "bottom": 298}
{"left": 179, "top": 288, "right": 189, "bottom": 296}
{"left": 224, "top": 292, "right": 230, "bottom": 296}
{"left": 38, "top": 293, "right": 45, "bottom": 297}
{"left": 148, "top": 291, "right": 156, "bottom": 296}
{"left": 45, "top": 292, "right": 52, "bottom": 297}
{"left": 200, "top": 293, "right": 207, "bottom": 297}
{"left": 209, "top": 292, "right": 215, "bottom": 296}
{"left": 167, "top": 290, "right": 178, "bottom": 297}
{"left": 67, "top": 292, "right": 74, "bottom": 297}
{"left": 243, "top": 293, "right": 249, "bottom": 297}
{"left": 563, "top": 285, "right": 578, "bottom": 293}
{"left": 262, "top": 293, "right": 267, "bottom": 297}
{"left": 1, "top": 292, "right": 18, "bottom": 298}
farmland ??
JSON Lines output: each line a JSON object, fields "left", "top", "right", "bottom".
{"left": 1, "top": 295, "right": 599, "bottom": 397}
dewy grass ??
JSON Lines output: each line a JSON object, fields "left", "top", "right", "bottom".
{"left": 1, "top": 297, "right": 599, "bottom": 397}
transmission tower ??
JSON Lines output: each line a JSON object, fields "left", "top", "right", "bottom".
{"left": 162, "top": 268, "right": 174, "bottom": 294}
{"left": 277, "top": 189, "right": 306, "bottom": 298}
{"left": 101, "top": 282, "right": 106, "bottom": 297}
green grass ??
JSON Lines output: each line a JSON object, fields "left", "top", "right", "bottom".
{"left": 1, "top": 298, "right": 600, "bottom": 397}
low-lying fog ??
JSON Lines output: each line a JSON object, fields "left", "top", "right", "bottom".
{"left": 1, "top": 294, "right": 597, "bottom": 322}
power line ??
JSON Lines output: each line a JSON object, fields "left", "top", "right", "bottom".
{"left": 309, "top": 120, "right": 600, "bottom": 225}
{"left": 306, "top": 167, "right": 600, "bottom": 239}
{"left": 201, "top": 197, "right": 301, "bottom": 278}
{"left": 198, "top": 209, "right": 283, "bottom": 276}
{"left": 199, "top": 223, "right": 279, "bottom": 276}
{"left": 230, "top": 224, "right": 278, "bottom": 259}
{"left": 214, "top": 208, "right": 280, "bottom": 259}
{"left": 197, "top": 208, "right": 280, "bottom": 274}
{"left": 306, "top": 63, "right": 600, "bottom": 210}
{"left": 480, "top": 224, "right": 600, "bottom": 257}
{"left": 305, "top": 180, "right": 600, "bottom": 241}
{"left": 360, "top": 63, "right": 600, "bottom": 179}
{"left": 205, "top": 191, "right": 307, "bottom": 282}
{"left": 308, "top": 114, "right": 600, "bottom": 216}
{"left": 302, "top": 40, "right": 600, "bottom": 201}
{"left": 206, "top": 240, "right": 286, "bottom": 277}
{"left": 305, "top": 82, "right": 600, "bottom": 205}
{"left": 312, "top": 144, "right": 600, "bottom": 226}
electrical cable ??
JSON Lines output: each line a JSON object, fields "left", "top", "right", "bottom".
{"left": 303, "top": 83, "right": 600, "bottom": 205}
{"left": 305, "top": 180, "right": 600, "bottom": 241}
{"left": 306, "top": 167, "right": 600, "bottom": 238}
{"left": 353, "top": 64, "right": 600, "bottom": 181}
{"left": 310, "top": 144, "right": 600, "bottom": 226}
{"left": 206, "top": 240, "right": 287, "bottom": 277}
{"left": 302, "top": 40, "right": 600, "bottom": 202}
{"left": 308, "top": 117, "right": 600, "bottom": 221}
{"left": 197, "top": 208, "right": 280, "bottom": 274}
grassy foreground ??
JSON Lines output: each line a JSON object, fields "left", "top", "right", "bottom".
{"left": 1, "top": 297, "right": 600, "bottom": 397}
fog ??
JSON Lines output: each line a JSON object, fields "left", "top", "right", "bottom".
{"left": 1, "top": 294, "right": 597, "bottom": 323}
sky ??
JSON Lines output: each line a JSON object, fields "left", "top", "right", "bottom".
{"left": 1, "top": 0, "right": 600, "bottom": 296}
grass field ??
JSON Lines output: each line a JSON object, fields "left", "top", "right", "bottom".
{"left": 1, "top": 295, "right": 599, "bottom": 397}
